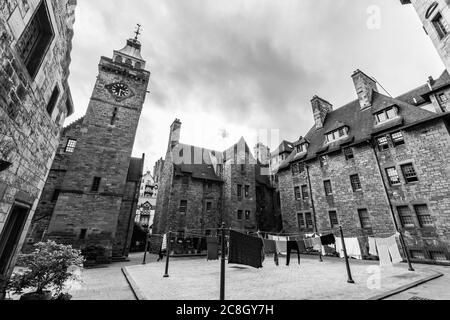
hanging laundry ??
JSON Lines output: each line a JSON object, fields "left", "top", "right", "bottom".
{"left": 228, "top": 230, "right": 264, "bottom": 269}
{"left": 322, "top": 245, "right": 336, "bottom": 256}
{"left": 296, "top": 240, "right": 307, "bottom": 253}
{"left": 311, "top": 237, "right": 322, "bottom": 251}
{"left": 368, "top": 237, "right": 378, "bottom": 256}
{"left": 286, "top": 241, "right": 301, "bottom": 266}
{"left": 320, "top": 234, "right": 336, "bottom": 246}
{"left": 262, "top": 239, "right": 279, "bottom": 266}
{"left": 207, "top": 237, "right": 219, "bottom": 261}
{"left": 387, "top": 235, "right": 403, "bottom": 264}
{"left": 375, "top": 237, "right": 392, "bottom": 267}
{"left": 335, "top": 237, "right": 362, "bottom": 260}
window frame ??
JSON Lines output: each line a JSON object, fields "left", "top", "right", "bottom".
{"left": 65, "top": 139, "right": 77, "bottom": 153}
{"left": 237, "top": 210, "right": 243, "bottom": 221}
{"left": 319, "top": 155, "right": 328, "bottom": 168}
{"left": 386, "top": 167, "right": 401, "bottom": 186}
{"left": 391, "top": 131, "right": 405, "bottom": 147}
{"left": 179, "top": 200, "right": 188, "bottom": 214}
{"left": 245, "top": 210, "right": 251, "bottom": 221}
{"left": 329, "top": 211, "right": 339, "bottom": 229}
{"left": 401, "top": 163, "right": 419, "bottom": 183}
{"left": 301, "top": 185, "right": 309, "bottom": 200}
{"left": 350, "top": 174, "right": 362, "bottom": 192}
{"left": 343, "top": 147, "right": 354, "bottom": 160}
{"left": 397, "top": 206, "right": 415, "bottom": 228}
{"left": 91, "top": 177, "right": 101, "bottom": 192}
{"left": 294, "top": 186, "right": 301, "bottom": 201}
{"left": 414, "top": 204, "right": 433, "bottom": 228}
{"left": 358, "top": 209, "right": 371, "bottom": 229}
{"left": 432, "top": 12, "right": 449, "bottom": 40}
{"left": 324, "top": 180, "right": 333, "bottom": 196}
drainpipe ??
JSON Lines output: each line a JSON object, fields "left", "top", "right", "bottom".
{"left": 369, "top": 140, "right": 414, "bottom": 271}
{"left": 306, "top": 164, "right": 323, "bottom": 262}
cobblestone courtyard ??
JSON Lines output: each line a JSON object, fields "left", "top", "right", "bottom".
{"left": 119, "top": 254, "right": 446, "bottom": 300}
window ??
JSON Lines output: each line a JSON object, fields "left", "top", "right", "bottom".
{"left": 375, "top": 107, "right": 398, "bottom": 124}
{"left": 182, "top": 176, "right": 189, "bottom": 185}
{"left": 206, "top": 202, "right": 212, "bottom": 213}
{"left": 358, "top": 209, "right": 371, "bottom": 229}
{"left": 439, "top": 93, "right": 448, "bottom": 102}
{"left": 329, "top": 211, "right": 339, "bottom": 228}
{"left": 319, "top": 156, "right": 328, "bottom": 168}
{"left": 79, "top": 229, "right": 87, "bottom": 240}
{"left": 386, "top": 167, "right": 401, "bottom": 185}
{"left": 414, "top": 205, "right": 433, "bottom": 227}
{"left": 301, "top": 185, "right": 309, "bottom": 200}
{"left": 401, "top": 163, "right": 419, "bottom": 183}
{"left": 179, "top": 200, "right": 188, "bottom": 214}
{"left": 432, "top": 12, "right": 449, "bottom": 39}
{"left": 350, "top": 174, "right": 362, "bottom": 192}
{"left": 296, "top": 144, "right": 307, "bottom": 154}
{"left": 305, "top": 213, "right": 314, "bottom": 230}
{"left": 343, "top": 147, "right": 354, "bottom": 160}
{"left": 237, "top": 185, "right": 243, "bottom": 198}
{"left": 294, "top": 187, "right": 301, "bottom": 200}
{"left": 115, "top": 55, "right": 123, "bottom": 63}
{"left": 391, "top": 132, "right": 405, "bottom": 147}
{"left": 51, "top": 189, "right": 60, "bottom": 202}
{"left": 237, "top": 210, "right": 243, "bottom": 220}
{"left": 245, "top": 185, "right": 250, "bottom": 198}
{"left": 125, "top": 58, "right": 132, "bottom": 65}
{"left": 111, "top": 107, "right": 118, "bottom": 125}
{"left": 245, "top": 210, "right": 251, "bottom": 220}
{"left": 241, "top": 164, "right": 246, "bottom": 175}
{"left": 298, "top": 163, "right": 305, "bottom": 173}
{"left": 15, "top": 1, "right": 54, "bottom": 79}
{"left": 324, "top": 180, "right": 333, "bottom": 196}
{"left": 91, "top": 177, "right": 101, "bottom": 192}
{"left": 135, "top": 62, "right": 142, "bottom": 69}
{"left": 292, "top": 163, "right": 299, "bottom": 175}
{"left": 46, "top": 86, "right": 60, "bottom": 116}
{"left": 429, "top": 251, "right": 448, "bottom": 261}
{"left": 377, "top": 136, "right": 390, "bottom": 151}
{"left": 326, "top": 127, "right": 348, "bottom": 143}
{"left": 65, "top": 139, "right": 77, "bottom": 153}
{"left": 410, "top": 250, "right": 426, "bottom": 260}
{"left": 298, "top": 213, "right": 306, "bottom": 229}
{"left": 397, "top": 206, "right": 415, "bottom": 228}
{"left": 216, "top": 164, "right": 223, "bottom": 175}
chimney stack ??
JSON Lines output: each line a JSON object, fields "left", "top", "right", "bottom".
{"left": 168, "top": 119, "right": 182, "bottom": 151}
{"left": 311, "top": 96, "right": 333, "bottom": 129}
{"left": 352, "top": 69, "right": 378, "bottom": 109}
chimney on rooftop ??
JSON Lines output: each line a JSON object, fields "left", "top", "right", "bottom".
{"left": 311, "top": 96, "right": 333, "bottom": 129}
{"left": 352, "top": 69, "right": 378, "bottom": 110}
{"left": 168, "top": 119, "right": 182, "bottom": 151}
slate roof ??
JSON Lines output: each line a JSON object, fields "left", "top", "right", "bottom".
{"left": 278, "top": 91, "right": 436, "bottom": 172}
{"left": 271, "top": 140, "right": 295, "bottom": 157}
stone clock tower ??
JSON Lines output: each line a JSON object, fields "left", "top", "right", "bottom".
{"left": 43, "top": 34, "right": 151, "bottom": 262}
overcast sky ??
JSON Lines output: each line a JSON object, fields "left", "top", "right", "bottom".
{"left": 67, "top": 0, "right": 444, "bottom": 172}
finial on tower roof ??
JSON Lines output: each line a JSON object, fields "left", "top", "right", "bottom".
{"left": 134, "top": 23, "right": 142, "bottom": 40}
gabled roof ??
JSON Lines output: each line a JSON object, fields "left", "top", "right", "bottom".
{"left": 271, "top": 140, "right": 295, "bottom": 157}
{"left": 278, "top": 91, "right": 436, "bottom": 171}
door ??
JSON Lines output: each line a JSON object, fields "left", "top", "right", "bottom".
{"left": 0, "top": 202, "right": 31, "bottom": 276}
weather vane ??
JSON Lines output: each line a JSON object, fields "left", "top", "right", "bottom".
{"left": 134, "top": 23, "right": 142, "bottom": 40}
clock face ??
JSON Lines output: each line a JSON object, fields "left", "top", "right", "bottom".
{"left": 111, "top": 83, "right": 130, "bottom": 97}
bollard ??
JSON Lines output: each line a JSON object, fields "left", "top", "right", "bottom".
{"left": 163, "top": 232, "right": 171, "bottom": 278}
{"left": 339, "top": 226, "right": 355, "bottom": 284}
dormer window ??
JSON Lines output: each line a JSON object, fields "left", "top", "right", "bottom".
{"left": 326, "top": 127, "right": 349, "bottom": 143}
{"left": 375, "top": 106, "right": 398, "bottom": 124}
{"left": 296, "top": 143, "right": 308, "bottom": 154}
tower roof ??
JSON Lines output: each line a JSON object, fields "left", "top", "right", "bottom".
{"left": 115, "top": 38, "right": 145, "bottom": 62}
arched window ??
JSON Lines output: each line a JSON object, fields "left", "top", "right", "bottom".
{"left": 115, "top": 55, "right": 123, "bottom": 63}
{"left": 135, "top": 62, "right": 141, "bottom": 69}
{"left": 125, "top": 59, "right": 132, "bottom": 66}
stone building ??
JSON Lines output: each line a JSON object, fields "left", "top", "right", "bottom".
{"left": 25, "top": 34, "right": 151, "bottom": 262}
{"left": 0, "top": 0, "right": 76, "bottom": 297}
{"left": 152, "top": 119, "right": 280, "bottom": 237}
{"left": 277, "top": 69, "right": 450, "bottom": 263}
{"left": 135, "top": 170, "right": 158, "bottom": 229}
{"left": 401, "top": 0, "right": 450, "bottom": 71}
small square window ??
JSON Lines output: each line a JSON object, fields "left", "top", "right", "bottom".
{"left": 350, "top": 174, "right": 362, "bottom": 192}
{"left": 343, "top": 147, "right": 354, "bottom": 160}
{"left": 319, "top": 156, "right": 328, "bottom": 168}
{"left": 386, "top": 107, "right": 397, "bottom": 119}
{"left": 329, "top": 211, "right": 339, "bottom": 228}
{"left": 65, "top": 139, "right": 77, "bottom": 153}
{"left": 377, "top": 136, "right": 390, "bottom": 151}
{"left": 324, "top": 180, "right": 333, "bottom": 196}
{"left": 386, "top": 167, "right": 401, "bottom": 185}
{"left": 391, "top": 132, "right": 405, "bottom": 147}
{"left": 179, "top": 200, "right": 188, "bottom": 214}
{"left": 401, "top": 163, "right": 419, "bottom": 183}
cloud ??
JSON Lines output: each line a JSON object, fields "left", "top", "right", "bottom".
{"left": 67, "top": 0, "right": 445, "bottom": 170}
